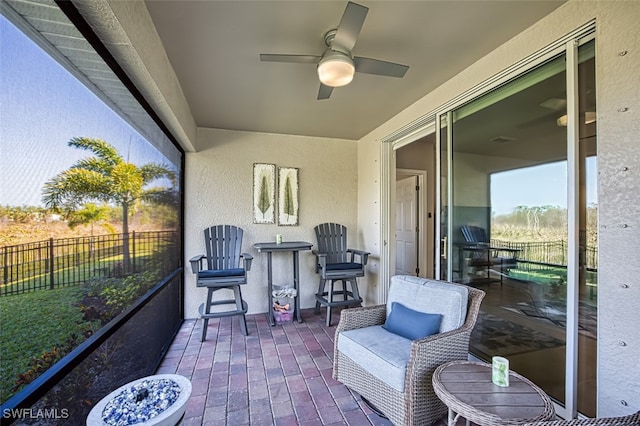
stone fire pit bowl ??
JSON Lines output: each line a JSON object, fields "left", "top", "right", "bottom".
{"left": 86, "top": 374, "right": 192, "bottom": 426}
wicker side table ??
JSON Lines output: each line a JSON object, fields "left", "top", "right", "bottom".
{"left": 433, "top": 360, "right": 555, "bottom": 426}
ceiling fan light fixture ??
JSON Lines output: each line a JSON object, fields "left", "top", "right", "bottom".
{"left": 317, "top": 52, "right": 355, "bottom": 87}
{"left": 556, "top": 115, "right": 568, "bottom": 127}
{"left": 556, "top": 111, "right": 597, "bottom": 127}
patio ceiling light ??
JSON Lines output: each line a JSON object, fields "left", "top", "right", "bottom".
{"left": 317, "top": 51, "right": 355, "bottom": 88}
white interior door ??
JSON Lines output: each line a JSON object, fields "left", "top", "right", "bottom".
{"left": 395, "top": 176, "right": 418, "bottom": 275}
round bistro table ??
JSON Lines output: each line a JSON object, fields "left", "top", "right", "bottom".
{"left": 432, "top": 360, "right": 555, "bottom": 426}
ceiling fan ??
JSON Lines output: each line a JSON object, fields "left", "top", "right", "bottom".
{"left": 259, "top": 1, "right": 409, "bottom": 100}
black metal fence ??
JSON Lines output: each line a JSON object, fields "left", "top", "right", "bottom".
{"left": 491, "top": 239, "right": 598, "bottom": 271}
{"left": 1, "top": 231, "right": 178, "bottom": 296}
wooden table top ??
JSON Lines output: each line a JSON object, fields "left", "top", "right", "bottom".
{"left": 433, "top": 360, "right": 555, "bottom": 425}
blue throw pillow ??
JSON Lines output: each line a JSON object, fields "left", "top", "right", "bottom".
{"left": 383, "top": 302, "right": 442, "bottom": 340}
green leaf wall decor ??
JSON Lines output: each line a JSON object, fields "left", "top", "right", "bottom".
{"left": 278, "top": 167, "right": 298, "bottom": 226}
{"left": 253, "top": 163, "right": 275, "bottom": 223}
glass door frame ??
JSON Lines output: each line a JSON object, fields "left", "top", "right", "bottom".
{"left": 565, "top": 37, "right": 581, "bottom": 420}
{"left": 435, "top": 111, "right": 453, "bottom": 281}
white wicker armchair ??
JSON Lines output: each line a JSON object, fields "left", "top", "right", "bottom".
{"left": 332, "top": 276, "right": 485, "bottom": 425}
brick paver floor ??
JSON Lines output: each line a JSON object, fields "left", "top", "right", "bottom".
{"left": 156, "top": 308, "right": 460, "bottom": 425}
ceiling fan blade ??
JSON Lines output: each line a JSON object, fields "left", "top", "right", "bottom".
{"left": 332, "top": 2, "right": 368, "bottom": 52}
{"left": 354, "top": 57, "right": 409, "bottom": 78}
{"left": 260, "top": 54, "right": 321, "bottom": 64}
{"left": 317, "top": 84, "right": 333, "bottom": 100}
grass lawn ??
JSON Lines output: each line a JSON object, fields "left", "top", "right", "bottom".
{"left": 509, "top": 268, "right": 565, "bottom": 284}
{"left": 0, "top": 286, "right": 85, "bottom": 404}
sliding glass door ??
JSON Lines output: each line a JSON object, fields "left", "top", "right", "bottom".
{"left": 439, "top": 39, "right": 597, "bottom": 416}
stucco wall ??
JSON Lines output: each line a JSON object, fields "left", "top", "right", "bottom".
{"left": 357, "top": 0, "right": 640, "bottom": 417}
{"left": 356, "top": 133, "right": 382, "bottom": 305}
{"left": 592, "top": 0, "right": 640, "bottom": 416}
{"left": 184, "top": 128, "right": 359, "bottom": 319}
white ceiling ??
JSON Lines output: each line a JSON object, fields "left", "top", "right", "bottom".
{"left": 144, "top": 0, "right": 566, "bottom": 141}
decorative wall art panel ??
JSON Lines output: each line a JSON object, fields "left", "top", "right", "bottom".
{"left": 253, "top": 163, "right": 275, "bottom": 224}
{"left": 278, "top": 167, "right": 299, "bottom": 226}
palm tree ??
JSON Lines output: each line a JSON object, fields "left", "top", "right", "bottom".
{"left": 67, "top": 203, "right": 113, "bottom": 235}
{"left": 42, "top": 137, "right": 176, "bottom": 271}
{"left": 67, "top": 203, "right": 114, "bottom": 259}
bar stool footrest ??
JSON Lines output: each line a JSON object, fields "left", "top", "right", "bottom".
{"left": 315, "top": 294, "right": 362, "bottom": 307}
{"left": 198, "top": 300, "right": 248, "bottom": 319}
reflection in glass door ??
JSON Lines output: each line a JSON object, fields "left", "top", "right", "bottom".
{"left": 438, "top": 39, "right": 596, "bottom": 416}
{"left": 576, "top": 40, "right": 597, "bottom": 416}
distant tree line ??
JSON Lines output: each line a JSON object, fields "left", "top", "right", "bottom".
{"left": 494, "top": 205, "right": 568, "bottom": 231}
{"left": 1, "top": 203, "right": 177, "bottom": 229}
{"left": 0, "top": 205, "right": 49, "bottom": 223}
{"left": 492, "top": 204, "right": 598, "bottom": 245}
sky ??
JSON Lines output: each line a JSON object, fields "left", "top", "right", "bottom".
{"left": 0, "top": 15, "right": 171, "bottom": 207}
{"left": 491, "top": 158, "right": 597, "bottom": 216}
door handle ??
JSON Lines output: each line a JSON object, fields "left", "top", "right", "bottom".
{"left": 442, "top": 236, "right": 448, "bottom": 260}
